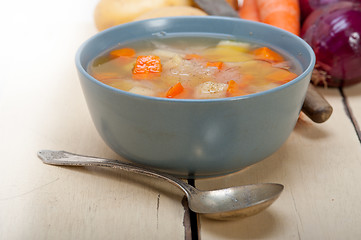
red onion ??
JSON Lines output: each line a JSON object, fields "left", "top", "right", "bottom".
{"left": 299, "top": 0, "right": 361, "bottom": 20}
{"left": 301, "top": 2, "right": 361, "bottom": 87}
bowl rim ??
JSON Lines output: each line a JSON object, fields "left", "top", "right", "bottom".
{"left": 75, "top": 16, "right": 316, "bottom": 103}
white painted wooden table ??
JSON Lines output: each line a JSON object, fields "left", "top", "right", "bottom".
{"left": 1, "top": 1, "right": 361, "bottom": 239}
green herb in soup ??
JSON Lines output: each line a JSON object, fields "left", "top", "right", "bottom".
{"left": 88, "top": 37, "right": 299, "bottom": 99}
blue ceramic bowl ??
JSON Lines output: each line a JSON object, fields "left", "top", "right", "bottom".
{"left": 76, "top": 16, "right": 315, "bottom": 178}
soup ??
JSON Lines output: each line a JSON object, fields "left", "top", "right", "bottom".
{"left": 88, "top": 36, "right": 300, "bottom": 99}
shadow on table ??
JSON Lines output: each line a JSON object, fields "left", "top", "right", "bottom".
{"left": 199, "top": 210, "right": 279, "bottom": 239}
{"left": 193, "top": 117, "right": 334, "bottom": 238}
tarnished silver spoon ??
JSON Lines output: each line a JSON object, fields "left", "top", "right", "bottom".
{"left": 37, "top": 150, "right": 283, "bottom": 220}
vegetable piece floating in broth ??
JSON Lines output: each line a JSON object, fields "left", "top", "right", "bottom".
{"left": 132, "top": 55, "right": 162, "bottom": 80}
{"left": 166, "top": 82, "right": 184, "bottom": 98}
{"left": 253, "top": 47, "right": 284, "bottom": 62}
{"left": 227, "top": 80, "right": 247, "bottom": 97}
{"left": 110, "top": 48, "right": 136, "bottom": 58}
{"left": 206, "top": 61, "right": 224, "bottom": 70}
{"left": 88, "top": 36, "right": 300, "bottom": 99}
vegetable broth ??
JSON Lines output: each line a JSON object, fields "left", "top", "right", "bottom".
{"left": 88, "top": 36, "right": 301, "bottom": 99}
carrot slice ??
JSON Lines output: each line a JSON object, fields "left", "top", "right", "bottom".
{"left": 132, "top": 55, "right": 162, "bottom": 80}
{"left": 227, "top": 80, "right": 239, "bottom": 96}
{"left": 256, "top": 0, "right": 300, "bottom": 36}
{"left": 239, "top": 0, "right": 261, "bottom": 22}
{"left": 253, "top": 47, "right": 284, "bottom": 62}
{"left": 266, "top": 68, "right": 297, "bottom": 84}
{"left": 166, "top": 82, "right": 184, "bottom": 98}
{"left": 227, "top": 80, "right": 247, "bottom": 97}
{"left": 206, "top": 61, "right": 224, "bottom": 70}
{"left": 110, "top": 48, "right": 136, "bottom": 58}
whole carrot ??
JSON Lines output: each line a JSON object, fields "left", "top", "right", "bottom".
{"left": 256, "top": 0, "right": 300, "bottom": 36}
{"left": 239, "top": 0, "right": 261, "bottom": 22}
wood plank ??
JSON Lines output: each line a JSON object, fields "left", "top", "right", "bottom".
{"left": 0, "top": 1, "right": 187, "bottom": 239}
{"left": 343, "top": 83, "right": 361, "bottom": 139}
{"left": 196, "top": 87, "right": 361, "bottom": 239}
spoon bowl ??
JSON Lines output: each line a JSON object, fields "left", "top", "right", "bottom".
{"left": 189, "top": 184, "right": 283, "bottom": 220}
{"left": 37, "top": 150, "right": 283, "bottom": 220}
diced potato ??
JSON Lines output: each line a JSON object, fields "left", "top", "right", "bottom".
{"left": 194, "top": 81, "right": 228, "bottom": 99}
{"left": 217, "top": 40, "right": 251, "bottom": 49}
{"left": 203, "top": 47, "right": 252, "bottom": 62}
{"left": 201, "top": 40, "right": 252, "bottom": 62}
{"left": 163, "top": 55, "right": 183, "bottom": 68}
{"left": 128, "top": 86, "right": 155, "bottom": 96}
{"left": 152, "top": 49, "right": 183, "bottom": 59}
{"left": 216, "top": 40, "right": 251, "bottom": 56}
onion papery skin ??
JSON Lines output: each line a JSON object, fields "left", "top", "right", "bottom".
{"left": 301, "top": 2, "right": 361, "bottom": 87}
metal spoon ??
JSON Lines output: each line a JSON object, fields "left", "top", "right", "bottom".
{"left": 37, "top": 150, "right": 284, "bottom": 220}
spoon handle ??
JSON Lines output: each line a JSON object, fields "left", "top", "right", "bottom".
{"left": 37, "top": 150, "right": 196, "bottom": 197}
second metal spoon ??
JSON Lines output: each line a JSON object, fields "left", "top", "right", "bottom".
{"left": 38, "top": 150, "right": 283, "bottom": 220}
